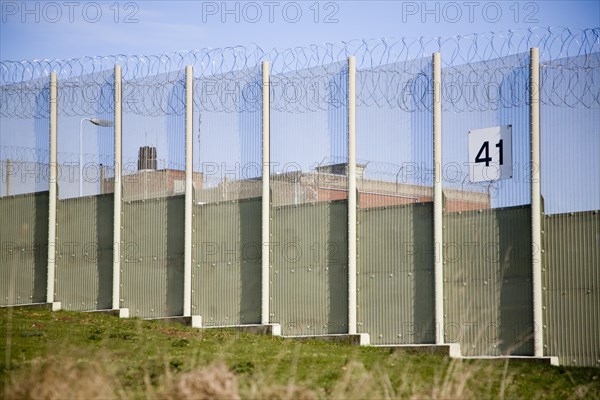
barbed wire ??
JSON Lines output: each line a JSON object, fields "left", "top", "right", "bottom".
{"left": 0, "top": 145, "right": 50, "bottom": 163}
{"left": 0, "top": 146, "right": 118, "bottom": 166}
{"left": 0, "top": 27, "right": 598, "bottom": 117}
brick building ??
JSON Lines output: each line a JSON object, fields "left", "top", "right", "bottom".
{"left": 102, "top": 150, "right": 489, "bottom": 210}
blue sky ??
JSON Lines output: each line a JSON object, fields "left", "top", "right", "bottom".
{"left": 1, "top": 0, "right": 599, "bottom": 61}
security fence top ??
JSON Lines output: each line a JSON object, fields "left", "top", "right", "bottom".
{"left": 2, "top": 27, "right": 599, "bottom": 80}
{"left": 1, "top": 27, "right": 599, "bottom": 116}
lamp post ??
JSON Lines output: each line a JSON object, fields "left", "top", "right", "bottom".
{"left": 80, "top": 118, "right": 113, "bottom": 196}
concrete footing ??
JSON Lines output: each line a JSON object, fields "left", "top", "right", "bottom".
{"left": 198, "top": 323, "right": 282, "bottom": 336}
{"left": 91, "top": 308, "right": 129, "bottom": 318}
{"left": 377, "top": 343, "right": 559, "bottom": 366}
{"left": 460, "top": 355, "right": 560, "bottom": 366}
{"left": 0, "top": 302, "right": 61, "bottom": 311}
{"left": 375, "top": 343, "right": 462, "bottom": 357}
{"left": 0, "top": 305, "right": 563, "bottom": 366}
{"left": 143, "top": 315, "right": 280, "bottom": 335}
{"left": 284, "top": 333, "right": 370, "bottom": 346}
{"left": 144, "top": 315, "right": 202, "bottom": 328}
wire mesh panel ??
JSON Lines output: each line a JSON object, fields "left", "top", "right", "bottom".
{"left": 0, "top": 78, "right": 50, "bottom": 197}
{"left": 192, "top": 199, "right": 262, "bottom": 326}
{"left": 55, "top": 195, "right": 113, "bottom": 311}
{"left": 56, "top": 70, "right": 115, "bottom": 200}
{"left": 271, "top": 62, "right": 349, "bottom": 206}
{"left": 121, "top": 195, "right": 184, "bottom": 317}
{"left": 355, "top": 57, "right": 435, "bottom": 344}
{"left": 191, "top": 66, "right": 262, "bottom": 326}
{"left": 54, "top": 69, "right": 114, "bottom": 311}
{"left": 540, "top": 53, "right": 600, "bottom": 215}
{"left": 542, "top": 211, "right": 600, "bottom": 367}
{"left": 358, "top": 203, "right": 434, "bottom": 344}
{"left": 0, "top": 77, "right": 49, "bottom": 306}
{"left": 442, "top": 54, "right": 531, "bottom": 210}
{"left": 271, "top": 201, "right": 348, "bottom": 335}
{"left": 442, "top": 54, "right": 533, "bottom": 356}
{"left": 0, "top": 192, "right": 48, "bottom": 306}
{"left": 444, "top": 206, "right": 533, "bottom": 356}
{"left": 194, "top": 68, "right": 262, "bottom": 203}
{"left": 121, "top": 70, "right": 186, "bottom": 318}
{"left": 356, "top": 58, "right": 433, "bottom": 206}
{"left": 541, "top": 52, "right": 600, "bottom": 367}
{"left": 270, "top": 61, "right": 349, "bottom": 336}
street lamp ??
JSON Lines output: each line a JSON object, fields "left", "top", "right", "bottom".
{"left": 80, "top": 118, "right": 113, "bottom": 197}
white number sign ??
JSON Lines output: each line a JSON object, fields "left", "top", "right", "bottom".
{"left": 468, "top": 125, "right": 512, "bottom": 182}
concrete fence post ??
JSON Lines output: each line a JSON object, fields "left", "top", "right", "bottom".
{"left": 433, "top": 52, "right": 444, "bottom": 344}
{"left": 184, "top": 66, "right": 194, "bottom": 317}
{"left": 113, "top": 65, "right": 124, "bottom": 315}
{"left": 261, "top": 61, "right": 271, "bottom": 325}
{"left": 348, "top": 56, "right": 357, "bottom": 335}
{"left": 530, "top": 47, "right": 544, "bottom": 357}
{"left": 47, "top": 72, "right": 58, "bottom": 308}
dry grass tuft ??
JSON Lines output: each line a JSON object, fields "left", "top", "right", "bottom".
{"left": 3, "top": 356, "right": 118, "bottom": 400}
{"left": 250, "top": 384, "right": 318, "bottom": 400}
{"left": 161, "top": 362, "right": 240, "bottom": 400}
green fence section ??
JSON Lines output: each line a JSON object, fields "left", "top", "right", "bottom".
{"left": 271, "top": 200, "right": 348, "bottom": 336}
{"left": 443, "top": 206, "right": 533, "bottom": 356}
{"left": 121, "top": 196, "right": 184, "bottom": 318}
{"left": 2, "top": 192, "right": 600, "bottom": 367}
{"left": 543, "top": 211, "right": 600, "bottom": 367}
{"left": 0, "top": 192, "right": 48, "bottom": 306}
{"left": 191, "top": 198, "right": 262, "bottom": 326}
{"left": 357, "top": 202, "right": 435, "bottom": 345}
{"left": 55, "top": 195, "right": 113, "bottom": 311}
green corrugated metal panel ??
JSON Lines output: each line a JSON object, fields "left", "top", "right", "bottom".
{"left": 271, "top": 200, "right": 348, "bottom": 336}
{"left": 121, "top": 195, "right": 184, "bottom": 318}
{"left": 444, "top": 206, "right": 533, "bottom": 356}
{"left": 357, "top": 202, "right": 435, "bottom": 345}
{"left": 543, "top": 211, "right": 600, "bottom": 367}
{"left": 55, "top": 195, "right": 113, "bottom": 311}
{"left": 0, "top": 192, "right": 48, "bottom": 306}
{"left": 191, "top": 198, "right": 262, "bottom": 326}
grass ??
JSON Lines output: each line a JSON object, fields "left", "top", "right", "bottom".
{"left": 1, "top": 307, "right": 599, "bottom": 399}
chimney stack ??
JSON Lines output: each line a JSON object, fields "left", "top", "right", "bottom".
{"left": 138, "top": 146, "right": 157, "bottom": 171}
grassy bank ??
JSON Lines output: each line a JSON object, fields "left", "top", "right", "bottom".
{"left": 1, "top": 307, "right": 598, "bottom": 399}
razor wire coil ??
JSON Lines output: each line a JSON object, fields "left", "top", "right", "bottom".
{"left": 1, "top": 27, "right": 599, "bottom": 117}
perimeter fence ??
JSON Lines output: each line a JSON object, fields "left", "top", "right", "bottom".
{"left": 1, "top": 27, "right": 598, "bottom": 366}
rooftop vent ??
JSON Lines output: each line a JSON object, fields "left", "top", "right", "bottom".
{"left": 138, "top": 146, "right": 157, "bottom": 171}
